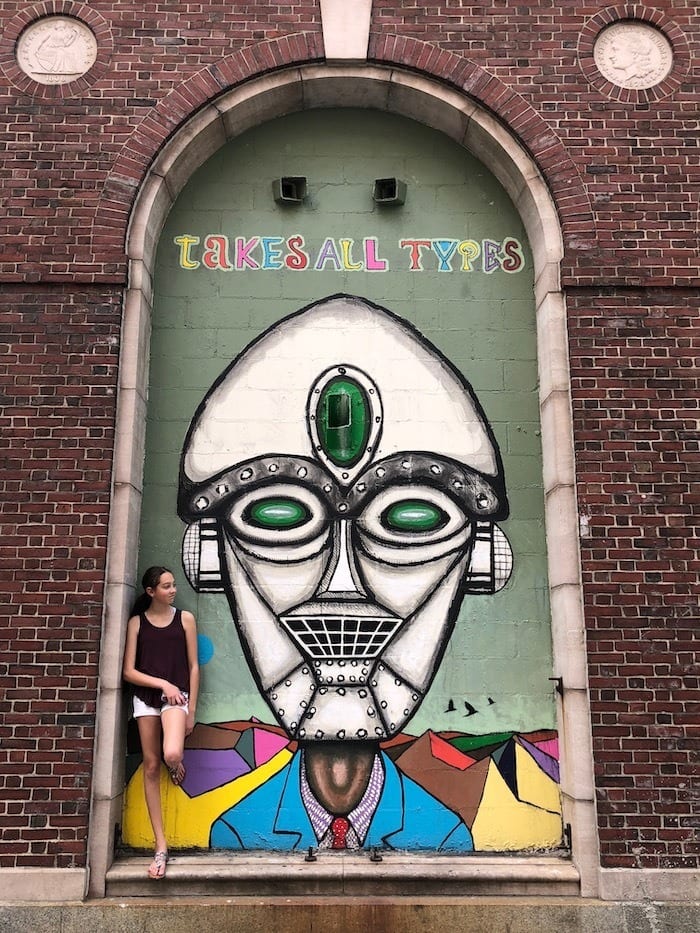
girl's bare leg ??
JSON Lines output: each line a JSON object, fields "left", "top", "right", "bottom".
{"left": 137, "top": 715, "right": 168, "bottom": 876}
{"left": 161, "top": 706, "right": 187, "bottom": 785}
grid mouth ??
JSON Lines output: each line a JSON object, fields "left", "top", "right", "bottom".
{"left": 280, "top": 608, "right": 402, "bottom": 659}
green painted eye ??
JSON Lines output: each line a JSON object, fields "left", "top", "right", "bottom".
{"left": 245, "top": 498, "right": 311, "bottom": 530}
{"left": 382, "top": 500, "right": 448, "bottom": 533}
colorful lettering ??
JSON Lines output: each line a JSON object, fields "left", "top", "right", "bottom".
{"left": 174, "top": 235, "right": 200, "bottom": 269}
{"left": 458, "top": 240, "right": 481, "bottom": 272}
{"left": 364, "top": 237, "right": 388, "bottom": 271}
{"left": 432, "top": 239, "right": 459, "bottom": 272}
{"left": 285, "top": 235, "right": 309, "bottom": 270}
{"left": 399, "top": 239, "right": 432, "bottom": 271}
{"left": 202, "top": 235, "right": 232, "bottom": 271}
{"left": 340, "top": 239, "right": 363, "bottom": 271}
{"left": 261, "top": 237, "right": 284, "bottom": 269}
{"left": 482, "top": 239, "right": 501, "bottom": 274}
{"left": 173, "top": 233, "right": 526, "bottom": 273}
{"left": 501, "top": 237, "right": 525, "bottom": 273}
{"left": 235, "top": 237, "right": 260, "bottom": 270}
{"left": 315, "top": 238, "right": 342, "bottom": 270}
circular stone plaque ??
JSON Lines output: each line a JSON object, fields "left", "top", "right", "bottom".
{"left": 16, "top": 16, "right": 97, "bottom": 85}
{"left": 594, "top": 21, "right": 673, "bottom": 90}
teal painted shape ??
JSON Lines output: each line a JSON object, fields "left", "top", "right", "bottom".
{"left": 493, "top": 739, "right": 518, "bottom": 797}
{"left": 234, "top": 728, "right": 256, "bottom": 770}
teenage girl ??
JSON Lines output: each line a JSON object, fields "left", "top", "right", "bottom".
{"left": 122, "top": 565, "right": 199, "bottom": 879}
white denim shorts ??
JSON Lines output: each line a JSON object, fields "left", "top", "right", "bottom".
{"left": 133, "top": 693, "right": 189, "bottom": 718}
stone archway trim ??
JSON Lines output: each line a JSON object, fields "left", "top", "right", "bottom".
{"left": 89, "top": 64, "right": 598, "bottom": 900}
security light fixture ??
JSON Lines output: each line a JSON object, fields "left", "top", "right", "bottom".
{"left": 372, "top": 177, "right": 406, "bottom": 205}
{"left": 272, "top": 177, "right": 307, "bottom": 204}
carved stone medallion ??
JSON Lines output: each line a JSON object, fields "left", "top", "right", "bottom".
{"left": 594, "top": 21, "right": 673, "bottom": 90}
{"left": 16, "top": 16, "right": 97, "bottom": 85}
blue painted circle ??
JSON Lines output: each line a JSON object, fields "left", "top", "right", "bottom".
{"left": 197, "top": 633, "right": 214, "bottom": 665}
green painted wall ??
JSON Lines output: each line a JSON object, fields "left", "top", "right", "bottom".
{"left": 141, "top": 108, "right": 552, "bottom": 736}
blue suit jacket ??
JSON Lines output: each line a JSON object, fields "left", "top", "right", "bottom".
{"left": 210, "top": 749, "right": 473, "bottom": 851}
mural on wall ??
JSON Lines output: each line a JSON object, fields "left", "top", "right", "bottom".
{"left": 121, "top": 108, "right": 562, "bottom": 855}
{"left": 123, "top": 294, "right": 563, "bottom": 852}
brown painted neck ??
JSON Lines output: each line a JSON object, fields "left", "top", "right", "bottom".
{"left": 302, "top": 741, "right": 377, "bottom": 815}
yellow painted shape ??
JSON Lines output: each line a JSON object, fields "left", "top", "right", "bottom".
{"left": 122, "top": 747, "right": 293, "bottom": 849}
{"left": 471, "top": 761, "right": 563, "bottom": 851}
{"left": 515, "top": 741, "right": 561, "bottom": 814}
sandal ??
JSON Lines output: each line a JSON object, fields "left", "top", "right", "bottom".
{"left": 168, "top": 762, "right": 186, "bottom": 786}
{"left": 148, "top": 850, "right": 168, "bottom": 879}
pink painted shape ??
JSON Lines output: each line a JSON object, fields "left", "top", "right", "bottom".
{"left": 253, "top": 728, "right": 290, "bottom": 766}
{"left": 534, "top": 738, "right": 559, "bottom": 761}
{"left": 429, "top": 731, "right": 476, "bottom": 771}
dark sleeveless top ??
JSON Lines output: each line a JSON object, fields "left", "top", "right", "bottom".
{"left": 134, "top": 608, "right": 190, "bottom": 707}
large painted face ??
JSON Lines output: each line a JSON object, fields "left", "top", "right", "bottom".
{"left": 178, "top": 295, "right": 512, "bottom": 742}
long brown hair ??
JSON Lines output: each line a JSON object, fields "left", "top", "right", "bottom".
{"left": 130, "top": 565, "right": 172, "bottom": 616}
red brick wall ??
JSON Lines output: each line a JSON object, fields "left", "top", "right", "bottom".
{"left": 0, "top": 285, "right": 121, "bottom": 867}
{"left": 569, "top": 289, "right": 698, "bottom": 869}
{"left": 370, "top": 2, "right": 696, "bottom": 288}
{"left": 0, "top": 0, "right": 697, "bottom": 872}
{"left": 0, "top": 1, "right": 324, "bottom": 283}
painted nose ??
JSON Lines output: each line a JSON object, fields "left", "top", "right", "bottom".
{"left": 321, "top": 520, "right": 366, "bottom": 597}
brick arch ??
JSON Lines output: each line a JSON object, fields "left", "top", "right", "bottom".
{"left": 94, "top": 33, "right": 324, "bottom": 263}
{"left": 95, "top": 34, "right": 594, "bottom": 268}
{"left": 370, "top": 34, "right": 595, "bottom": 248}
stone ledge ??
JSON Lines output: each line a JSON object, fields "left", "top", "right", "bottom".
{"left": 105, "top": 853, "right": 579, "bottom": 898}
{"left": 598, "top": 867, "right": 700, "bottom": 902}
{"left": 0, "top": 868, "right": 86, "bottom": 903}
{"left": 1, "top": 897, "right": 700, "bottom": 933}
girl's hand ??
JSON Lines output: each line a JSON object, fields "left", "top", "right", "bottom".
{"left": 161, "top": 682, "right": 185, "bottom": 705}
{"left": 185, "top": 712, "right": 195, "bottom": 736}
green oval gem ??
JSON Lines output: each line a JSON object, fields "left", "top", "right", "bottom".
{"left": 316, "top": 377, "right": 370, "bottom": 466}
{"left": 246, "top": 498, "right": 310, "bottom": 530}
{"left": 383, "top": 500, "right": 448, "bottom": 533}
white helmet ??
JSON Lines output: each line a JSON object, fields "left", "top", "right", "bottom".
{"left": 179, "top": 294, "right": 512, "bottom": 741}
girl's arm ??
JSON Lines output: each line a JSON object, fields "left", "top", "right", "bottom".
{"left": 122, "top": 614, "right": 184, "bottom": 703}
{"left": 182, "top": 610, "right": 200, "bottom": 735}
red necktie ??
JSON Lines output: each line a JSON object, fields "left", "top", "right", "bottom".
{"left": 330, "top": 816, "right": 349, "bottom": 849}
